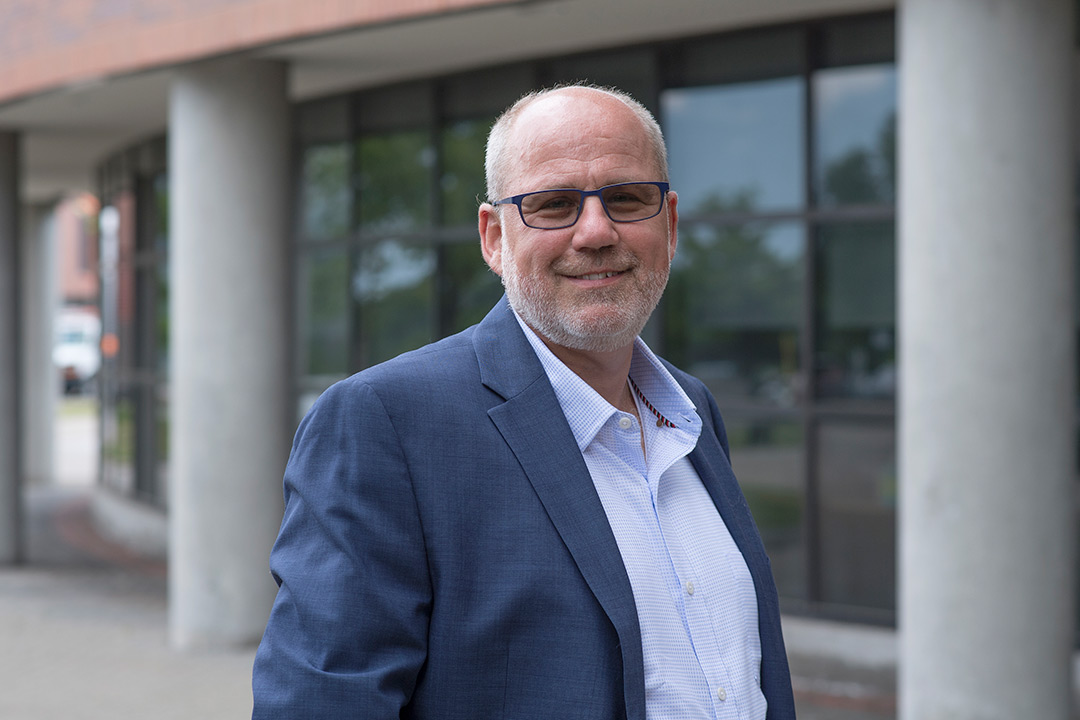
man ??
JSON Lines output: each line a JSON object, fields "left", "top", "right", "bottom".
{"left": 252, "top": 85, "right": 795, "bottom": 719}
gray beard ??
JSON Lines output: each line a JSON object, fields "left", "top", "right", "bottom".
{"left": 500, "top": 243, "right": 669, "bottom": 353}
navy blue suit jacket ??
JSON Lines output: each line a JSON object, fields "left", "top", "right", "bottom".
{"left": 252, "top": 297, "right": 796, "bottom": 719}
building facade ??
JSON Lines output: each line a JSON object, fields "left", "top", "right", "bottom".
{"left": 0, "top": 0, "right": 1075, "bottom": 717}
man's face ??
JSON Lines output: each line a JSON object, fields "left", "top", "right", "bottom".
{"left": 480, "top": 91, "right": 678, "bottom": 354}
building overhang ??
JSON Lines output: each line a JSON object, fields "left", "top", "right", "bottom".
{"left": 0, "top": 0, "right": 892, "bottom": 203}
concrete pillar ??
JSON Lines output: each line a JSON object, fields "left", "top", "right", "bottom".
{"left": 899, "top": 1, "right": 1076, "bottom": 719}
{"left": 169, "top": 59, "right": 292, "bottom": 649}
{"left": 21, "top": 202, "right": 57, "bottom": 488}
{"left": 0, "top": 132, "right": 22, "bottom": 564}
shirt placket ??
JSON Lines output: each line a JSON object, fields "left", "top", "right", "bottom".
{"left": 642, "top": 420, "right": 733, "bottom": 718}
{"left": 656, "top": 476, "right": 742, "bottom": 718}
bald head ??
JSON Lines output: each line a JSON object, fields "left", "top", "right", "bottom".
{"left": 484, "top": 85, "right": 669, "bottom": 203}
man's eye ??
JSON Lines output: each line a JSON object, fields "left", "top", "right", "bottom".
{"left": 606, "top": 192, "right": 644, "bottom": 206}
{"left": 528, "top": 193, "right": 578, "bottom": 215}
{"left": 540, "top": 197, "right": 575, "bottom": 210}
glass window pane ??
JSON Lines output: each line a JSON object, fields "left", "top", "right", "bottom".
{"left": 357, "top": 131, "right": 434, "bottom": 233}
{"left": 441, "top": 118, "right": 491, "bottom": 225}
{"left": 815, "top": 221, "right": 896, "bottom": 401}
{"left": 819, "top": 14, "right": 895, "bottom": 68}
{"left": 818, "top": 420, "right": 896, "bottom": 612}
{"left": 727, "top": 418, "right": 806, "bottom": 601}
{"left": 299, "top": 247, "right": 350, "bottom": 376}
{"left": 152, "top": 173, "right": 170, "bottom": 375}
{"left": 664, "top": 222, "right": 805, "bottom": 412}
{"left": 153, "top": 172, "right": 169, "bottom": 256}
{"left": 357, "top": 83, "right": 432, "bottom": 132}
{"left": 663, "top": 79, "right": 805, "bottom": 215}
{"left": 102, "top": 392, "right": 135, "bottom": 496}
{"left": 156, "top": 386, "right": 169, "bottom": 507}
{"left": 544, "top": 48, "right": 656, "bottom": 103}
{"left": 442, "top": 65, "right": 533, "bottom": 120}
{"left": 156, "top": 259, "right": 169, "bottom": 375}
{"left": 130, "top": 382, "right": 159, "bottom": 505}
{"left": 297, "top": 96, "right": 350, "bottom": 145}
{"left": 813, "top": 64, "right": 897, "bottom": 207}
{"left": 353, "top": 240, "right": 436, "bottom": 368}
{"left": 300, "top": 143, "right": 352, "bottom": 240}
{"left": 674, "top": 28, "right": 804, "bottom": 87}
{"left": 439, "top": 242, "right": 504, "bottom": 334}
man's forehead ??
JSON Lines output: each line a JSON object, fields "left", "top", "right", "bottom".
{"left": 506, "top": 91, "right": 646, "bottom": 166}
{"left": 513, "top": 89, "right": 624, "bottom": 135}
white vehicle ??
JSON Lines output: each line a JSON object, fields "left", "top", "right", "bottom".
{"left": 53, "top": 308, "right": 101, "bottom": 394}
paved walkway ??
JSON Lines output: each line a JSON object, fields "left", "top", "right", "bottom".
{"left": 1, "top": 485, "right": 256, "bottom": 720}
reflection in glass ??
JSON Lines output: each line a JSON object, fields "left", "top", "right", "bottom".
{"left": 813, "top": 64, "right": 897, "bottom": 206}
{"left": 815, "top": 222, "right": 896, "bottom": 400}
{"left": 300, "top": 248, "right": 350, "bottom": 377}
{"left": 440, "top": 119, "right": 490, "bottom": 226}
{"left": 664, "top": 222, "right": 804, "bottom": 411}
{"left": 726, "top": 418, "right": 806, "bottom": 601}
{"left": 153, "top": 173, "right": 170, "bottom": 376}
{"left": 818, "top": 420, "right": 896, "bottom": 611}
{"left": 102, "top": 393, "right": 136, "bottom": 496}
{"left": 439, "top": 242, "right": 504, "bottom": 334}
{"left": 154, "top": 172, "right": 169, "bottom": 255}
{"left": 156, "top": 386, "right": 169, "bottom": 504}
{"left": 354, "top": 240, "right": 436, "bottom": 368}
{"left": 357, "top": 131, "right": 434, "bottom": 233}
{"left": 300, "top": 143, "right": 351, "bottom": 240}
{"left": 662, "top": 79, "right": 804, "bottom": 215}
{"left": 156, "top": 259, "right": 169, "bottom": 375}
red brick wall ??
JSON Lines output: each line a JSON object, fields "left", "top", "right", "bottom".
{"left": 0, "top": 0, "right": 505, "bottom": 105}
{"left": 56, "top": 194, "right": 100, "bottom": 306}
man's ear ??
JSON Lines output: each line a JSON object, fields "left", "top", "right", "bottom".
{"left": 478, "top": 203, "right": 504, "bottom": 277}
{"left": 665, "top": 191, "right": 679, "bottom": 262}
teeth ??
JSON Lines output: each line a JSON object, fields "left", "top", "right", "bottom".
{"left": 578, "top": 272, "right": 618, "bottom": 280}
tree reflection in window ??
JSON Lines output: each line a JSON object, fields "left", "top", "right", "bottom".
{"left": 814, "top": 65, "right": 897, "bottom": 207}
{"left": 300, "top": 143, "right": 351, "bottom": 240}
{"left": 666, "top": 194, "right": 804, "bottom": 411}
{"left": 353, "top": 240, "right": 436, "bottom": 367}
{"left": 357, "top": 131, "right": 434, "bottom": 233}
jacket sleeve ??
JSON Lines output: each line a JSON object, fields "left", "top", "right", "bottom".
{"left": 252, "top": 378, "right": 432, "bottom": 719}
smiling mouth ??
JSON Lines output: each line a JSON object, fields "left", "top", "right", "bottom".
{"left": 574, "top": 271, "right": 623, "bottom": 281}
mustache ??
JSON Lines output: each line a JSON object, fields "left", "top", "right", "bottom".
{"left": 552, "top": 249, "right": 640, "bottom": 276}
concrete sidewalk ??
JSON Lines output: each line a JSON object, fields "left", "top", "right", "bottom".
{"left": 1, "top": 485, "right": 256, "bottom": 720}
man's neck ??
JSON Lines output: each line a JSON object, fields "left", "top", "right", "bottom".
{"left": 536, "top": 334, "right": 637, "bottom": 415}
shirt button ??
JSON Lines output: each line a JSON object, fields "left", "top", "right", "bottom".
{"left": 716, "top": 687, "right": 727, "bottom": 702}
{"left": 617, "top": 416, "right": 632, "bottom": 430}
{"left": 685, "top": 581, "right": 694, "bottom": 596}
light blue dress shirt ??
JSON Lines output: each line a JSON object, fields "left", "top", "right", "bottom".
{"left": 516, "top": 315, "right": 767, "bottom": 720}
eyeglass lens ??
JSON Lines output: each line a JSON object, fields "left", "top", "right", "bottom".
{"left": 519, "top": 183, "right": 664, "bottom": 228}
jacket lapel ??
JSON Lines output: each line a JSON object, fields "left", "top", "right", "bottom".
{"left": 687, "top": 431, "right": 770, "bottom": 573}
{"left": 474, "top": 298, "right": 647, "bottom": 720}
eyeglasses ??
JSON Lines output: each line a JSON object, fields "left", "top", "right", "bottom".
{"left": 492, "top": 181, "right": 670, "bottom": 230}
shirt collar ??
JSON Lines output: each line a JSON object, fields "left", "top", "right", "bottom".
{"left": 512, "top": 310, "right": 701, "bottom": 452}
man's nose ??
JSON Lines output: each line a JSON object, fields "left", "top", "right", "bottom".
{"left": 571, "top": 195, "right": 618, "bottom": 250}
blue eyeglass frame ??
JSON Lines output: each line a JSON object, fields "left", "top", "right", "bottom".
{"left": 492, "top": 181, "right": 671, "bottom": 230}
